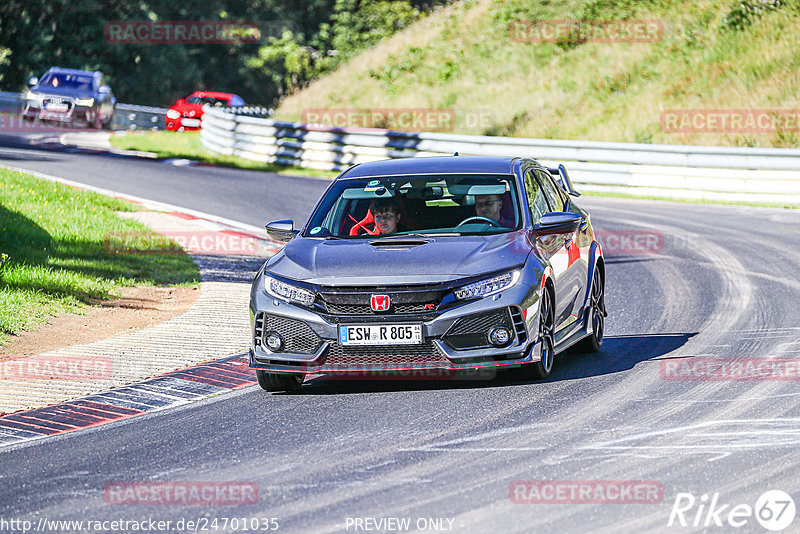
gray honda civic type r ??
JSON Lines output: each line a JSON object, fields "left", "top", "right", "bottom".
{"left": 249, "top": 156, "right": 606, "bottom": 391}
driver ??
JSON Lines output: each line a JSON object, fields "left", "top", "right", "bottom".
{"left": 474, "top": 194, "right": 506, "bottom": 225}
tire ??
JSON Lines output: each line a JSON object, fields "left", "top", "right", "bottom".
{"left": 575, "top": 265, "right": 605, "bottom": 353}
{"left": 91, "top": 112, "right": 103, "bottom": 130}
{"left": 518, "top": 286, "right": 555, "bottom": 380}
{"left": 256, "top": 370, "right": 303, "bottom": 392}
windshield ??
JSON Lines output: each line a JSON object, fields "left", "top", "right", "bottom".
{"left": 304, "top": 173, "right": 522, "bottom": 238}
{"left": 185, "top": 96, "right": 229, "bottom": 106}
{"left": 39, "top": 73, "right": 95, "bottom": 91}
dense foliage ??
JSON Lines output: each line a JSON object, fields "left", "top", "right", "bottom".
{"left": 0, "top": 0, "right": 447, "bottom": 107}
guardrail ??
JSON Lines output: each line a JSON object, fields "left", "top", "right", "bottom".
{"left": 113, "top": 103, "right": 166, "bottom": 130}
{"left": 200, "top": 106, "right": 800, "bottom": 204}
{"left": 0, "top": 90, "right": 22, "bottom": 112}
{"left": 0, "top": 90, "right": 166, "bottom": 130}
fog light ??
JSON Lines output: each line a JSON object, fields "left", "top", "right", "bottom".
{"left": 264, "top": 331, "right": 284, "bottom": 352}
{"left": 489, "top": 327, "right": 512, "bottom": 347}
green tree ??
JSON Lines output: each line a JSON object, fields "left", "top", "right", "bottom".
{"left": 0, "top": 0, "right": 447, "bottom": 107}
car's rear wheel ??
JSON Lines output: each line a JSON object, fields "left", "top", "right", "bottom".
{"left": 518, "top": 287, "right": 555, "bottom": 380}
{"left": 576, "top": 266, "right": 605, "bottom": 353}
{"left": 256, "top": 370, "right": 303, "bottom": 392}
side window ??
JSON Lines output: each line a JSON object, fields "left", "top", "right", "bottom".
{"left": 536, "top": 170, "right": 565, "bottom": 213}
{"left": 524, "top": 170, "right": 549, "bottom": 224}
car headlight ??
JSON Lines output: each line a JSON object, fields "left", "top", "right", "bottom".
{"left": 454, "top": 270, "right": 521, "bottom": 300}
{"left": 166, "top": 109, "right": 181, "bottom": 119}
{"left": 25, "top": 90, "right": 43, "bottom": 103}
{"left": 265, "top": 276, "right": 315, "bottom": 306}
{"left": 74, "top": 97, "right": 94, "bottom": 107}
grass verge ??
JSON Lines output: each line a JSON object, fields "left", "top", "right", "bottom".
{"left": 110, "top": 131, "right": 339, "bottom": 179}
{"left": 275, "top": 0, "right": 800, "bottom": 148}
{"left": 0, "top": 168, "right": 200, "bottom": 347}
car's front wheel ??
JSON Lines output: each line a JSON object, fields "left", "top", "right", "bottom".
{"left": 91, "top": 111, "right": 103, "bottom": 130}
{"left": 518, "top": 287, "right": 555, "bottom": 380}
{"left": 256, "top": 370, "right": 303, "bottom": 392}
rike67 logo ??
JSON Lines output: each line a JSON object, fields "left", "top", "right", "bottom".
{"left": 668, "top": 490, "right": 796, "bottom": 531}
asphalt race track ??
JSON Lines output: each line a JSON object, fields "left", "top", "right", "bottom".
{"left": 0, "top": 134, "right": 325, "bottom": 227}
{"left": 2, "top": 135, "right": 800, "bottom": 533}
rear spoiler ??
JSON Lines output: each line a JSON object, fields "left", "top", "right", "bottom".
{"left": 547, "top": 164, "right": 580, "bottom": 197}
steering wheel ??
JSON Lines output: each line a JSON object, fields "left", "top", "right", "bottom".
{"left": 456, "top": 216, "right": 503, "bottom": 228}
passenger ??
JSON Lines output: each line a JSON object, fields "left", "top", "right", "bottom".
{"left": 371, "top": 198, "right": 402, "bottom": 235}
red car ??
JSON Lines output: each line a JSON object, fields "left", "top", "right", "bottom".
{"left": 165, "top": 91, "right": 246, "bottom": 131}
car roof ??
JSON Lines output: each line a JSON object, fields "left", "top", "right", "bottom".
{"left": 46, "top": 67, "right": 100, "bottom": 77}
{"left": 339, "top": 156, "right": 522, "bottom": 179}
{"left": 189, "top": 91, "right": 239, "bottom": 99}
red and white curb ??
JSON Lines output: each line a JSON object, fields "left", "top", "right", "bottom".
{"left": 0, "top": 164, "right": 284, "bottom": 437}
{"left": 0, "top": 354, "right": 256, "bottom": 448}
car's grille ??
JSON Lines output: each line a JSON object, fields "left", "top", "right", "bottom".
{"left": 323, "top": 341, "right": 450, "bottom": 368}
{"left": 443, "top": 308, "right": 514, "bottom": 351}
{"left": 42, "top": 97, "right": 74, "bottom": 113}
{"left": 323, "top": 302, "right": 434, "bottom": 315}
{"left": 317, "top": 285, "right": 446, "bottom": 316}
{"left": 254, "top": 313, "right": 322, "bottom": 355}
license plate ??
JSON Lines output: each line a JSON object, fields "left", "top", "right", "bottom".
{"left": 45, "top": 103, "right": 68, "bottom": 112}
{"left": 339, "top": 324, "right": 422, "bottom": 346}
{"left": 181, "top": 118, "right": 201, "bottom": 127}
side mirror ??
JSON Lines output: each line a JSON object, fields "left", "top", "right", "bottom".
{"left": 176, "top": 99, "right": 185, "bottom": 106}
{"left": 532, "top": 212, "right": 582, "bottom": 236}
{"left": 28, "top": 76, "right": 39, "bottom": 87}
{"left": 266, "top": 220, "right": 298, "bottom": 243}
{"left": 548, "top": 164, "right": 581, "bottom": 197}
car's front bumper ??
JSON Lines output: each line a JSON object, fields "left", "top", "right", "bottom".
{"left": 166, "top": 116, "right": 201, "bottom": 131}
{"left": 23, "top": 102, "right": 94, "bottom": 123}
{"left": 248, "top": 277, "right": 544, "bottom": 376}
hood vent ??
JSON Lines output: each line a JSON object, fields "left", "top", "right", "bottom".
{"left": 369, "top": 239, "right": 429, "bottom": 248}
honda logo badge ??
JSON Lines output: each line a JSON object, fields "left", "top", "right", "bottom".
{"left": 370, "top": 295, "right": 391, "bottom": 312}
